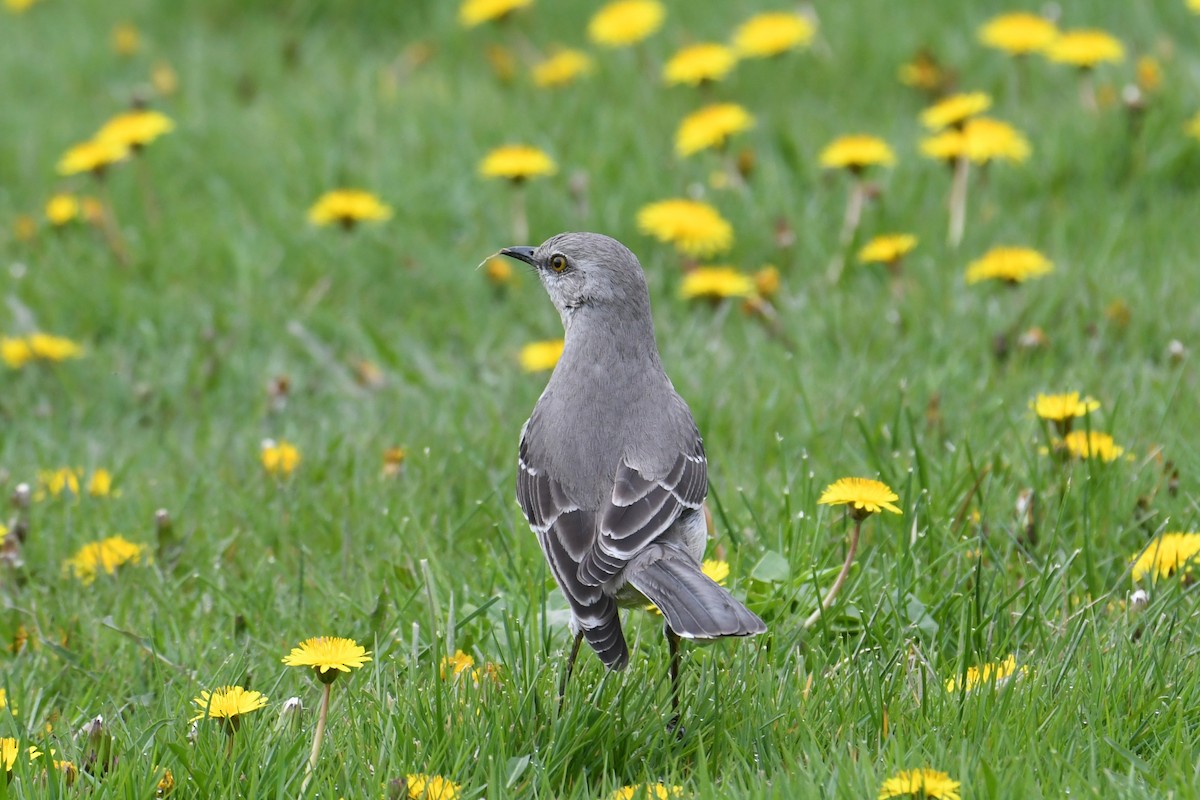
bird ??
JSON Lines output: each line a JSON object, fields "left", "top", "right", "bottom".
{"left": 500, "top": 232, "right": 766, "bottom": 718}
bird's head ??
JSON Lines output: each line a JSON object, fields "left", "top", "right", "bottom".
{"left": 501, "top": 232, "right": 651, "bottom": 328}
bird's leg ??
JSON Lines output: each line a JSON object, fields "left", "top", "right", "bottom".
{"left": 558, "top": 631, "right": 584, "bottom": 712}
{"left": 666, "top": 625, "right": 684, "bottom": 736}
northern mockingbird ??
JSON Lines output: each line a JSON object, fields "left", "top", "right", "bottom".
{"left": 501, "top": 232, "right": 766, "bottom": 716}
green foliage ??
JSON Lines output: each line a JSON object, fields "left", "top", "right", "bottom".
{"left": 2, "top": 0, "right": 1199, "bottom": 797}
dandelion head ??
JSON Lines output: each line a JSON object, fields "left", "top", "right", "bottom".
{"left": 636, "top": 199, "right": 733, "bottom": 258}
{"left": 588, "top": 0, "right": 665, "bottom": 48}
{"left": 818, "top": 477, "right": 902, "bottom": 520}
{"left": 733, "top": 12, "right": 815, "bottom": 58}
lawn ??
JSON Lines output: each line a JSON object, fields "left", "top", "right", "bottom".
{"left": 2, "top": 0, "right": 1200, "bottom": 797}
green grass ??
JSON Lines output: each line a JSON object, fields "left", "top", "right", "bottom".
{"left": 3, "top": 0, "right": 1200, "bottom": 797}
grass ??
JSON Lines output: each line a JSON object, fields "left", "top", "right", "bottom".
{"left": 2, "top": 0, "right": 1200, "bottom": 797}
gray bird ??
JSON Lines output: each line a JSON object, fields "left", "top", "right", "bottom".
{"left": 501, "top": 232, "right": 766, "bottom": 714}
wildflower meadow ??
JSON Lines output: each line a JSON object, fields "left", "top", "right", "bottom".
{"left": 4, "top": 0, "right": 1200, "bottom": 797}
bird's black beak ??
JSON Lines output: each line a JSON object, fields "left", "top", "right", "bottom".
{"left": 500, "top": 246, "right": 537, "bottom": 267}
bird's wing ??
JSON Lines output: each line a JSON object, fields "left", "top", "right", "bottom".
{"left": 578, "top": 437, "right": 708, "bottom": 587}
{"left": 518, "top": 424, "right": 628, "bottom": 667}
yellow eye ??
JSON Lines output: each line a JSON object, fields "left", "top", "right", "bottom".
{"left": 550, "top": 254, "right": 568, "bottom": 272}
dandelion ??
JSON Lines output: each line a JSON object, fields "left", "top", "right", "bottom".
{"left": 284, "top": 636, "right": 372, "bottom": 788}
{"left": 754, "top": 265, "right": 780, "bottom": 298}
{"left": 609, "top": 785, "right": 683, "bottom": 800}
{"left": 1047, "top": 29, "right": 1125, "bottom": 69}
{"left": 1059, "top": 430, "right": 1124, "bottom": 462}
{"left": 818, "top": 135, "right": 896, "bottom": 172}
{"left": 458, "top": 0, "right": 531, "bottom": 27}
{"left": 63, "top": 535, "right": 149, "bottom": 584}
{"left": 1032, "top": 392, "right": 1099, "bottom": 435}
{"left": 308, "top": 189, "right": 392, "bottom": 230}
{"left": 859, "top": 234, "right": 917, "bottom": 269}
{"left": 6, "top": 0, "right": 43, "bottom": 13}
{"left": 157, "top": 768, "right": 175, "bottom": 794}
{"left": 404, "top": 774, "right": 462, "bottom": 799}
{"left": 807, "top": 477, "right": 900, "bottom": 629}
{"left": 382, "top": 447, "right": 407, "bottom": 477}
{"left": 46, "top": 194, "right": 80, "bottom": 226}
{"left": 96, "top": 109, "right": 175, "bottom": 150}
{"left": 483, "top": 256, "right": 515, "bottom": 289}
{"left": 190, "top": 686, "right": 268, "bottom": 731}
{"left": 480, "top": 145, "right": 556, "bottom": 241}
{"left": 2, "top": 737, "right": 42, "bottom": 773}
{"left": 261, "top": 439, "right": 301, "bottom": 476}
{"left": 732, "top": 11, "right": 814, "bottom": 58}
{"left": 898, "top": 49, "right": 950, "bottom": 94}
{"left": 1135, "top": 56, "right": 1162, "bottom": 93}
{"left": 680, "top": 266, "right": 755, "bottom": 300}
{"left": 532, "top": 49, "right": 593, "bottom": 88}
{"left": 112, "top": 22, "right": 140, "bottom": 56}
{"left": 441, "top": 650, "right": 475, "bottom": 680}
{"left": 663, "top": 43, "right": 737, "bottom": 86}
{"left": 978, "top": 12, "right": 1058, "bottom": 56}
{"left": 965, "top": 246, "right": 1052, "bottom": 285}
{"left": 87, "top": 469, "right": 116, "bottom": 497}
{"left": 920, "top": 91, "right": 991, "bottom": 130}
{"left": 945, "top": 654, "right": 1025, "bottom": 692}
{"left": 878, "top": 768, "right": 961, "bottom": 800}
{"left": 2, "top": 333, "right": 83, "bottom": 369}
{"left": 675, "top": 103, "right": 754, "bottom": 157}
{"left": 637, "top": 199, "right": 733, "bottom": 258}
{"left": 588, "top": 0, "right": 664, "bottom": 48}
{"left": 519, "top": 339, "right": 564, "bottom": 372}
{"left": 56, "top": 138, "right": 130, "bottom": 177}
{"left": 1131, "top": 532, "right": 1200, "bottom": 582}
{"left": 0, "top": 688, "right": 7, "bottom": 711}
{"left": 37, "top": 467, "right": 82, "bottom": 498}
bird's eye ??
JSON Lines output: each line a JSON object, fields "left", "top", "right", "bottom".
{"left": 549, "top": 254, "right": 568, "bottom": 272}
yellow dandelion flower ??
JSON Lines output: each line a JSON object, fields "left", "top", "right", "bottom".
{"left": 405, "top": 773, "right": 462, "bottom": 799}
{"left": 1047, "top": 29, "right": 1125, "bottom": 68}
{"left": 37, "top": 467, "right": 82, "bottom": 497}
{"left": 733, "top": 11, "right": 814, "bottom": 58}
{"left": 859, "top": 234, "right": 917, "bottom": 265}
{"left": 1059, "top": 430, "right": 1124, "bottom": 462}
{"left": 479, "top": 145, "right": 556, "bottom": 183}
{"left": 964, "top": 246, "right": 1052, "bottom": 285}
{"left": 1131, "top": 532, "right": 1200, "bottom": 582}
{"left": 663, "top": 43, "right": 737, "bottom": 86}
{"left": 680, "top": 266, "right": 755, "bottom": 300}
{"left": 921, "top": 91, "right": 992, "bottom": 130}
{"left": 28, "top": 332, "right": 84, "bottom": 362}
{"left": 484, "top": 256, "right": 515, "bottom": 287}
{"left": 0, "top": 688, "right": 7, "bottom": 711}
{"left": 962, "top": 117, "right": 1030, "bottom": 163}
{"left": 878, "top": 768, "right": 961, "bottom": 800}
{"left": 96, "top": 109, "right": 175, "bottom": 150}
{"left": 532, "top": 49, "right": 593, "bottom": 88}
{"left": 637, "top": 198, "right": 733, "bottom": 258}
{"left": 898, "top": 50, "right": 948, "bottom": 92}
{"left": 282, "top": 636, "right": 372, "bottom": 683}
{"left": 754, "top": 265, "right": 780, "bottom": 297}
{"left": 157, "top": 768, "right": 175, "bottom": 794}
{"left": 56, "top": 138, "right": 130, "bottom": 176}
{"left": 1, "top": 337, "right": 34, "bottom": 368}
{"left": 87, "top": 469, "right": 116, "bottom": 497}
{"left": 308, "top": 189, "right": 392, "bottom": 228}
{"left": 818, "top": 135, "right": 896, "bottom": 172}
{"left": 383, "top": 447, "right": 407, "bottom": 477}
{"left": 190, "top": 686, "right": 268, "bottom": 724}
{"left": 588, "top": 0, "right": 664, "bottom": 48}
{"left": 1136, "top": 56, "right": 1162, "bottom": 93}
{"left": 675, "top": 103, "right": 754, "bottom": 157}
{"left": 261, "top": 439, "right": 301, "bottom": 476}
{"left": 458, "top": 0, "right": 531, "bottom": 27}
{"left": 608, "top": 785, "right": 683, "bottom": 800}
{"left": 818, "top": 477, "right": 902, "bottom": 520}
{"left": 63, "top": 535, "right": 149, "bottom": 584}
{"left": 45, "top": 194, "right": 80, "bottom": 226}
{"left": 1032, "top": 392, "right": 1099, "bottom": 423}
{"left": 6, "top": 0, "right": 42, "bottom": 13}
{"left": 519, "top": 339, "right": 564, "bottom": 372}
{"left": 112, "top": 22, "right": 140, "bottom": 56}
{"left": 945, "top": 654, "right": 1025, "bottom": 692}
{"left": 1, "top": 738, "right": 36, "bottom": 772}
{"left": 978, "top": 12, "right": 1058, "bottom": 56}
{"left": 1191, "top": 0, "right": 1200, "bottom": 13}
{"left": 440, "top": 650, "right": 475, "bottom": 680}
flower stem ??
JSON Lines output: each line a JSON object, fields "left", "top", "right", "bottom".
{"left": 947, "top": 155, "right": 970, "bottom": 248}
{"left": 300, "top": 682, "right": 332, "bottom": 793}
{"left": 827, "top": 179, "right": 866, "bottom": 283}
{"left": 98, "top": 179, "right": 131, "bottom": 267}
{"left": 804, "top": 517, "right": 863, "bottom": 629}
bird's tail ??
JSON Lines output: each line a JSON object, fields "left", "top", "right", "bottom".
{"left": 627, "top": 558, "right": 766, "bottom": 639}
{"left": 581, "top": 596, "right": 630, "bottom": 670}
